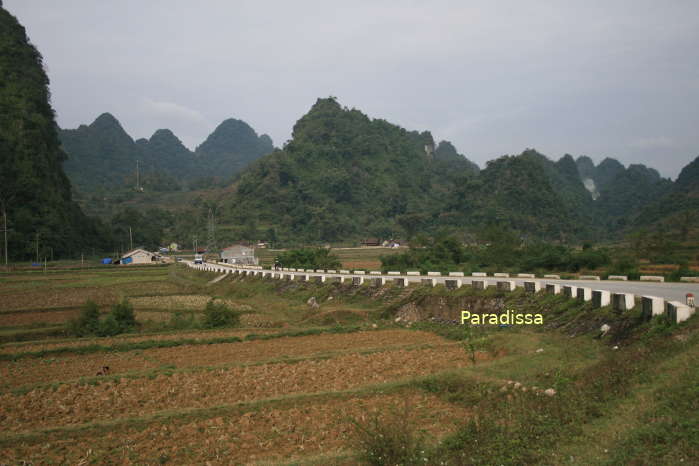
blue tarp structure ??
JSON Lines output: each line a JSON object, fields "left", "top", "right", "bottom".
{"left": 101, "top": 258, "right": 112, "bottom": 264}
{"left": 122, "top": 257, "right": 133, "bottom": 264}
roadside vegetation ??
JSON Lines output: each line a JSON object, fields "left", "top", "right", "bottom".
{"left": 380, "top": 228, "right": 699, "bottom": 280}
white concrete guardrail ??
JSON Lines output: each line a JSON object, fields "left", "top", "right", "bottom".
{"left": 184, "top": 260, "right": 698, "bottom": 323}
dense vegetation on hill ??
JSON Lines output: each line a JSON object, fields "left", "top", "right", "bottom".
{"left": 223, "top": 98, "right": 481, "bottom": 244}
{"left": 194, "top": 118, "right": 274, "bottom": 179}
{"left": 0, "top": 6, "right": 105, "bottom": 260}
{"left": 59, "top": 114, "right": 274, "bottom": 192}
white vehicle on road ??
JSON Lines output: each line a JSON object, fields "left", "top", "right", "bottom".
{"left": 194, "top": 254, "right": 203, "bottom": 264}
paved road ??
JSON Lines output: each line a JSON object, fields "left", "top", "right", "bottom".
{"left": 188, "top": 261, "right": 699, "bottom": 304}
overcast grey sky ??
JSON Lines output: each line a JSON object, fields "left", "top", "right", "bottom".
{"left": 6, "top": 0, "right": 699, "bottom": 178}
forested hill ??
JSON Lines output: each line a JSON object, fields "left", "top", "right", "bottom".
{"left": 194, "top": 118, "right": 274, "bottom": 179}
{"left": 59, "top": 114, "right": 274, "bottom": 192}
{"left": 575, "top": 155, "right": 673, "bottom": 231}
{"left": 634, "top": 155, "right": 699, "bottom": 235}
{"left": 0, "top": 6, "right": 103, "bottom": 259}
{"left": 222, "top": 98, "right": 595, "bottom": 243}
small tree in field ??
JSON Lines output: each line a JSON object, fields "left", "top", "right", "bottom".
{"left": 68, "top": 300, "right": 100, "bottom": 336}
{"left": 202, "top": 300, "right": 240, "bottom": 328}
{"left": 110, "top": 298, "right": 136, "bottom": 332}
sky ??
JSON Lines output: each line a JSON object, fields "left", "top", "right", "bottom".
{"left": 6, "top": 0, "right": 699, "bottom": 178}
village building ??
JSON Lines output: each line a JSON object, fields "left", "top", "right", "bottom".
{"left": 118, "top": 248, "right": 161, "bottom": 265}
{"left": 220, "top": 244, "right": 258, "bottom": 265}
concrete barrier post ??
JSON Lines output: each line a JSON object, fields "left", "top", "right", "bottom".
{"left": 577, "top": 287, "right": 592, "bottom": 302}
{"left": 407, "top": 271, "right": 421, "bottom": 276}
{"left": 612, "top": 293, "right": 635, "bottom": 311}
{"left": 497, "top": 280, "right": 516, "bottom": 291}
{"left": 387, "top": 271, "right": 401, "bottom": 275}
{"left": 608, "top": 275, "right": 628, "bottom": 281}
{"left": 563, "top": 285, "right": 578, "bottom": 298}
{"left": 665, "top": 301, "right": 695, "bottom": 323}
{"left": 427, "top": 271, "right": 442, "bottom": 276}
{"left": 524, "top": 281, "right": 541, "bottom": 293}
{"left": 580, "top": 275, "right": 600, "bottom": 281}
{"left": 421, "top": 278, "right": 436, "bottom": 287}
{"left": 641, "top": 296, "right": 664, "bottom": 320}
{"left": 472, "top": 272, "right": 487, "bottom": 277}
{"left": 472, "top": 280, "right": 491, "bottom": 290}
{"left": 445, "top": 279, "right": 462, "bottom": 290}
{"left": 353, "top": 270, "right": 366, "bottom": 275}
{"left": 494, "top": 273, "right": 510, "bottom": 278}
{"left": 592, "top": 290, "right": 611, "bottom": 308}
{"left": 370, "top": 271, "right": 382, "bottom": 275}
{"left": 517, "top": 273, "right": 535, "bottom": 278}
{"left": 640, "top": 275, "right": 665, "bottom": 282}
{"left": 448, "top": 272, "right": 465, "bottom": 277}
{"left": 339, "top": 270, "right": 350, "bottom": 274}
{"left": 546, "top": 284, "right": 561, "bottom": 295}
{"left": 543, "top": 274, "right": 561, "bottom": 279}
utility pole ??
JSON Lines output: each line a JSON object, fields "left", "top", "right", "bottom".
{"left": 35, "top": 233, "right": 39, "bottom": 263}
{"left": 129, "top": 227, "right": 133, "bottom": 251}
{"left": 1, "top": 205, "right": 8, "bottom": 270}
{"left": 136, "top": 160, "right": 140, "bottom": 191}
{"left": 206, "top": 208, "right": 217, "bottom": 257}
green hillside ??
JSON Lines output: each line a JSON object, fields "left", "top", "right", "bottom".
{"left": 0, "top": 6, "right": 104, "bottom": 260}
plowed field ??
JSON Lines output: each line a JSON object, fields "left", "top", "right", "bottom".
{"left": 0, "top": 391, "right": 468, "bottom": 465}
{"left": 0, "top": 330, "right": 451, "bottom": 389}
{"left": 1, "top": 346, "right": 472, "bottom": 432}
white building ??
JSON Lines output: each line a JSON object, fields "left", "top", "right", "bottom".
{"left": 120, "top": 248, "right": 161, "bottom": 265}
{"left": 220, "top": 244, "right": 258, "bottom": 265}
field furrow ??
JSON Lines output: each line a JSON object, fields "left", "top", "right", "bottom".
{"left": 0, "top": 391, "right": 467, "bottom": 465}
{"left": 0, "top": 346, "right": 473, "bottom": 432}
{"left": 0, "top": 330, "right": 447, "bottom": 389}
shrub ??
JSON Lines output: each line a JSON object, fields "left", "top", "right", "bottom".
{"left": 168, "top": 312, "right": 199, "bottom": 330}
{"left": 68, "top": 300, "right": 101, "bottom": 336}
{"left": 349, "top": 404, "right": 426, "bottom": 466}
{"left": 97, "top": 314, "right": 122, "bottom": 337}
{"left": 202, "top": 300, "right": 240, "bottom": 328}
{"left": 110, "top": 298, "right": 136, "bottom": 332}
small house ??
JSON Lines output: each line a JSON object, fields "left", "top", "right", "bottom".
{"left": 119, "top": 248, "right": 161, "bottom": 265}
{"left": 361, "top": 238, "right": 381, "bottom": 247}
{"left": 220, "top": 244, "right": 258, "bottom": 265}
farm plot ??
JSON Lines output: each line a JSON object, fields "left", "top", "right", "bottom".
{"left": 0, "top": 328, "right": 281, "bottom": 355}
{"left": 0, "top": 330, "right": 452, "bottom": 389}
{"left": 129, "top": 295, "right": 251, "bottom": 311}
{"left": 0, "top": 345, "right": 473, "bottom": 432}
{"left": 0, "top": 390, "right": 468, "bottom": 465}
{"left": 0, "top": 309, "right": 81, "bottom": 327}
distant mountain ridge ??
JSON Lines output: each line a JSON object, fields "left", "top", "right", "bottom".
{"left": 59, "top": 113, "right": 274, "bottom": 192}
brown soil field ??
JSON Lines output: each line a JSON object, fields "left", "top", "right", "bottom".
{"left": 0, "top": 346, "right": 473, "bottom": 432}
{"left": 0, "top": 391, "right": 467, "bottom": 465}
{"left": 0, "top": 330, "right": 451, "bottom": 389}
{"left": 0, "top": 328, "right": 281, "bottom": 355}
{"left": 130, "top": 295, "right": 252, "bottom": 311}
{"left": 0, "top": 309, "right": 80, "bottom": 327}
{"left": 0, "top": 281, "right": 182, "bottom": 312}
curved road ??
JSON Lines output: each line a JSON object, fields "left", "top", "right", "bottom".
{"left": 188, "top": 261, "right": 698, "bottom": 304}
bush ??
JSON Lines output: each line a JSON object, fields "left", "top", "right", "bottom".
{"left": 110, "top": 298, "right": 136, "bottom": 332}
{"left": 168, "top": 312, "right": 199, "bottom": 330}
{"left": 202, "top": 300, "right": 240, "bottom": 328}
{"left": 350, "top": 404, "right": 426, "bottom": 466}
{"left": 68, "top": 300, "right": 101, "bottom": 336}
{"left": 97, "top": 314, "right": 122, "bottom": 337}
